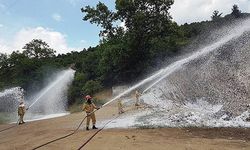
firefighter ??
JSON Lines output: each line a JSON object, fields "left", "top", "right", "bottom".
{"left": 118, "top": 99, "right": 125, "bottom": 114}
{"left": 82, "top": 95, "right": 100, "bottom": 130}
{"left": 135, "top": 90, "right": 142, "bottom": 106}
{"left": 18, "top": 101, "right": 27, "bottom": 125}
{"left": 246, "top": 104, "right": 250, "bottom": 121}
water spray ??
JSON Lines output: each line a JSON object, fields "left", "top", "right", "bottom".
{"left": 101, "top": 69, "right": 164, "bottom": 107}
{"left": 142, "top": 19, "right": 250, "bottom": 94}
{"left": 0, "top": 69, "right": 75, "bottom": 133}
{"left": 28, "top": 69, "right": 75, "bottom": 109}
{"left": 102, "top": 19, "right": 250, "bottom": 109}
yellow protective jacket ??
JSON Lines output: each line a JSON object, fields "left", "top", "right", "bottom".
{"left": 18, "top": 105, "right": 25, "bottom": 116}
{"left": 82, "top": 103, "right": 97, "bottom": 113}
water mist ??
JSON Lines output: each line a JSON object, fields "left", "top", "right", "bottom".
{"left": 0, "top": 69, "right": 75, "bottom": 123}
{"left": 102, "top": 19, "right": 250, "bottom": 128}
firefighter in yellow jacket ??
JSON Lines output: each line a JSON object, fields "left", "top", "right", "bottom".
{"left": 118, "top": 99, "right": 124, "bottom": 114}
{"left": 82, "top": 95, "right": 100, "bottom": 130}
{"left": 18, "top": 101, "right": 27, "bottom": 125}
{"left": 135, "top": 90, "right": 142, "bottom": 106}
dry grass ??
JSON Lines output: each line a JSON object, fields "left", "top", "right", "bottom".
{"left": 68, "top": 103, "right": 82, "bottom": 113}
{"left": 93, "top": 88, "right": 113, "bottom": 102}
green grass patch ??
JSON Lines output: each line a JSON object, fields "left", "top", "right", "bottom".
{"left": 0, "top": 113, "right": 12, "bottom": 124}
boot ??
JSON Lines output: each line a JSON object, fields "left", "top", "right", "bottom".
{"left": 92, "top": 125, "right": 98, "bottom": 129}
{"left": 86, "top": 127, "right": 89, "bottom": 130}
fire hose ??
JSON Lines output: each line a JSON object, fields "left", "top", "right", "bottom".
{"left": 32, "top": 106, "right": 120, "bottom": 150}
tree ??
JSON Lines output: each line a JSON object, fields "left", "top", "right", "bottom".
{"left": 115, "top": 0, "right": 182, "bottom": 77}
{"left": 116, "top": 0, "right": 174, "bottom": 37}
{"left": 81, "top": 0, "right": 184, "bottom": 83}
{"left": 0, "top": 53, "right": 8, "bottom": 88}
{"left": 68, "top": 72, "right": 88, "bottom": 104}
{"left": 82, "top": 80, "right": 103, "bottom": 95}
{"left": 211, "top": 10, "right": 223, "bottom": 21}
{"left": 81, "top": 2, "right": 118, "bottom": 39}
{"left": 231, "top": 4, "right": 241, "bottom": 18}
{"left": 0, "top": 53, "right": 8, "bottom": 68}
{"left": 23, "top": 39, "right": 56, "bottom": 59}
{"left": 82, "top": 0, "right": 174, "bottom": 39}
{"left": 1, "top": 51, "right": 32, "bottom": 88}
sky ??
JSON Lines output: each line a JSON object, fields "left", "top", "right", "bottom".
{"left": 0, "top": 0, "right": 250, "bottom": 55}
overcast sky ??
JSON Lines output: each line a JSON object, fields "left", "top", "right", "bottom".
{"left": 0, "top": 0, "right": 250, "bottom": 55}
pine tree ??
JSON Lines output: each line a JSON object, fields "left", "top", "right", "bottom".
{"left": 231, "top": 4, "right": 241, "bottom": 18}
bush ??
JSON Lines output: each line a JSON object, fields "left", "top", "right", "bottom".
{"left": 82, "top": 80, "right": 103, "bottom": 95}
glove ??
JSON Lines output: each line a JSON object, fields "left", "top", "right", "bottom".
{"left": 26, "top": 107, "right": 29, "bottom": 110}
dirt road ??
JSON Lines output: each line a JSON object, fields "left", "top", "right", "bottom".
{"left": 0, "top": 104, "right": 250, "bottom": 150}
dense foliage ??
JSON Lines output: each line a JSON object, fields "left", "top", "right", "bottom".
{"left": 0, "top": 2, "right": 248, "bottom": 105}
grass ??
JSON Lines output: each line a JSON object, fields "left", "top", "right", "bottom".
{"left": 0, "top": 113, "right": 12, "bottom": 124}
{"left": 93, "top": 88, "right": 112, "bottom": 103}
{"left": 68, "top": 103, "right": 82, "bottom": 113}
